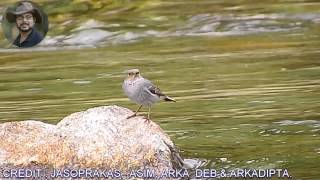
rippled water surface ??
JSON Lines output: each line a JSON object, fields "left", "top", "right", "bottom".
{"left": 0, "top": 0, "right": 320, "bottom": 179}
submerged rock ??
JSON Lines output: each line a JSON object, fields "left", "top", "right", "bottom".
{"left": 73, "top": 19, "right": 106, "bottom": 32}
{"left": 0, "top": 105, "right": 183, "bottom": 178}
{"left": 64, "top": 29, "right": 113, "bottom": 45}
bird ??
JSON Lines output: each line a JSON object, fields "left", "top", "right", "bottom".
{"left": 122, "top": 69, "right": 176, "bottom": 120}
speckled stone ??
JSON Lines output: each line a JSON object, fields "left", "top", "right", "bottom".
{"left": 0, "top": 105, "right": 183, "bottom": 178}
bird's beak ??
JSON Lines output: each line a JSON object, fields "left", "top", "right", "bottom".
{"left": 127, "top": 74, "right": 135, "bottom": 80}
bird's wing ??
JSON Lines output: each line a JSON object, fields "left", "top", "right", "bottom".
{"left": 147, "top": 85, "right": 165, "bottom": 97}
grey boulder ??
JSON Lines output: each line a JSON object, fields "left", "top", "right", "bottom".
{"left": 0, "top": 105, "right": 183, "bottom": 178}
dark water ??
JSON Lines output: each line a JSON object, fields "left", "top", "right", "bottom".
{"left": 0, "top": 1, "right": 320, "bottom": 179}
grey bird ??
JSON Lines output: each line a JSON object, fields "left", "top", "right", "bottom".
{"left": 122, "top": 69, "right": 176, "bottom": 120}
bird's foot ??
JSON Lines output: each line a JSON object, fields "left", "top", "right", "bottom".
{"left": 126, "top": 113, "right": 137, "bottom": 119}
{"left": 143, "top": 116, "right": 151, "bottom": 123}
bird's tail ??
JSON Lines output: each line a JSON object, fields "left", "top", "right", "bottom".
{"left": 164, "top": 96, "right": 176, "bottom": 102}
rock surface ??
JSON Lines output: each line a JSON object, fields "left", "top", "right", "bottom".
{"left": 0, "top": 105, "right": 183, "bottom": 178}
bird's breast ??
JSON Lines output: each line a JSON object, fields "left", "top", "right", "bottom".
{"left": 123, "top": 80, "right": 138, "bottom": 97}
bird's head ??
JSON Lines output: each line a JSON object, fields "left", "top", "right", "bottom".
{"left": 125, "top": 69, "right": 141, "bottom": 81}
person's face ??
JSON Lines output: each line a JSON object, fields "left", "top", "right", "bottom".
{"left": 15, "top": 12, "right": 35, "bottom": 32}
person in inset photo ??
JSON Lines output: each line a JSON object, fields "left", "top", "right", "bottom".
{"left": 4, "top": 1, "right": 48, "bottom": 48}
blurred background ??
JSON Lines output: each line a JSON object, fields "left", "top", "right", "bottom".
{"left": 0, "top": 0, "right": 319, "bottom": 179}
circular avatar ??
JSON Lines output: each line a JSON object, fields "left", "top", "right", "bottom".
{"left": 2, "top": 1, "right": 48, "bottom": 48}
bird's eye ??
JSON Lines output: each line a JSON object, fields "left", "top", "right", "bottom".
{"left": 136, "top": 72, "right": 139, "bottom": 75}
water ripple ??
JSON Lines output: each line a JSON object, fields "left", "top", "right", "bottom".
{"left": 274, "top": 120, "right": 320, "bottom": 127}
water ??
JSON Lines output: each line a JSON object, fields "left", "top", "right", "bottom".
{"left": 0, "top": 0, "right": 320, "bottom": 179}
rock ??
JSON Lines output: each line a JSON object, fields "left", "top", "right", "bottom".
{"left": 63, "top": 29, "right": 113, "bottom": 45}
{"left": 73, "top": 19, "right": 106, "bottom": 32}
{"left": 0, "top": 105, "right": 183, "bottom": 178}
{"left": 0, "top": 120, "right": 71, "bottom": 167}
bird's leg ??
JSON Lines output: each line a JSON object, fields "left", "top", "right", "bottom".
{"left": 127, "top": 105, "right": 142, "bottom": 119}
{"left": 148, "top": 106, "right": 151, "bottom": 119}
{"left": 144, "top": 106, "right": 151, "bottom": 122}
